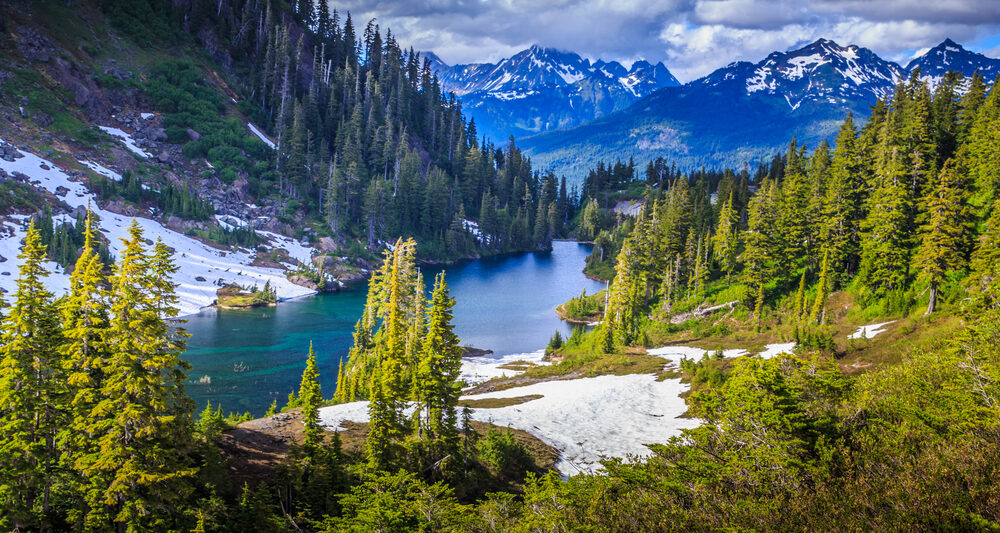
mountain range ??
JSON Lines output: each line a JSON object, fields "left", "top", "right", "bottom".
{"left": 433, "top": 38, "right": 1000, "bottom": 179}
{"left": 426, "top": 46, "right": 680, "bottom": 142}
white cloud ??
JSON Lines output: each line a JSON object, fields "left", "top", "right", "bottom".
{"left": 325, "top": 0, "right": 1000, "bottom": 82}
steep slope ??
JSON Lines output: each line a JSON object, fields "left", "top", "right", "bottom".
{"left": 522, "top": 38, "right": 998, "bottom": 180}
{"left": 428, "top": 46, "right": 680, "bottom": 141}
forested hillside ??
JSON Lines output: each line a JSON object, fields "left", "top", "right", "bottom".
{"left": 1, "top": 0, "right": 573, "bottom": 271}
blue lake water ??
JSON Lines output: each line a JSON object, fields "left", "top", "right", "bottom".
{"left": 181, "top": 240, "right": 605, "bottom": 415}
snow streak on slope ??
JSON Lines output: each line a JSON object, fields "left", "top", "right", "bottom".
{"left": 247, "top": 123, "right": 276, "bottom": 149}
{"left": 0, "top": 142, "right": 315, "bottom": 315}
{"left": 97, "top": 126, "right": 153, "bottom": 158}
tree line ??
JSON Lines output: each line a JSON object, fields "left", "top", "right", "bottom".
{"left": 597, "top": 70, "right": 1000, "bottom": 346}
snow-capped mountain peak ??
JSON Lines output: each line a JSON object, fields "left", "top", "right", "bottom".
{"left": 429, "top": 46, "right": 679, "bottom": 99}
{"left": 906, "top": 38, "right": 1000, "bottom": 87}
{"left": 696, "top": 38, "right": 905, "bottom": 110}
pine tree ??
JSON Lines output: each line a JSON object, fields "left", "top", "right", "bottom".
{"left": 60, "top": 209, "right": 110, "bottom": 523}
{"left": 84, "top": 220, "right": 194, "bottom": 529}
{"left": 300, "top": 342, "right": 323, "bottom": 453}
{"left": 712, "top": 192, "right": 740, "bottom": 285}
{"left": 0, "top": 221, "right": 62, "bottom": 530}
{"left": 811, "top": 249, "right": 831, "bottom": 324}
{"left": 416, "top": 272, "right": 462, "bottom": 468}
{"left": 914, "top": 162, "right": 968, "bottom": 314}
{"left": 967, "top": 200, "right": 1000, "bottom": 310}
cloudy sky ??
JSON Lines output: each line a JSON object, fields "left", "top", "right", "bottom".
{"left": 328, "top": 0, "right": 1000, "bottom": 82}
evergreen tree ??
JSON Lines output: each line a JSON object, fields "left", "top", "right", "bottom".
{"left": 914, "top": 162, "right": 968, "bottom": 314}
{"left": 300, "top": 342, "right": 323, "bottom": 453}
{"left": 415, "top": 272, "right": 462, "bottom": 470}
{"left": 0, "top": 221, "right": 62, "bottom": 530}
{"left": 712, "top": 192, "right": 740, "bottom": 285}
{"left": 84, "top": 220, "right": 194, "bottom": 529}
{"left": 811, "top": 249, "right": 831, "bottom": 325}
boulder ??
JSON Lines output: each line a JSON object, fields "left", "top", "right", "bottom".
{"left": 186, "top": 128, "right": 202, "bottom": 141}
{"left": 157, "top": 151, "right": 171, "bottom": 164}
{"left": 317, "top": 236, "right": 338, "bottom": 253}
{"left": 287, "top": 274, "right": 319, "bottom": 291}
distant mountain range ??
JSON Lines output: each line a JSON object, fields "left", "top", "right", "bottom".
{"left": 425, "top": 46, "right": 680, "bottom": 142}
{"left": 501, "top": 38, "right": 1000, "bottom": 179}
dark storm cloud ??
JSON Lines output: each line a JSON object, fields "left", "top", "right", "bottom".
{"left": 326, "top": 0, "right": 1000, "bottom": 81}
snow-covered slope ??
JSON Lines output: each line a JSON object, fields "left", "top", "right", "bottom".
{"left": 694, "top": 38, "right": 905, "bottom": 110}
{"left": 0, "top": 141, "right": 316, "bottom": 316}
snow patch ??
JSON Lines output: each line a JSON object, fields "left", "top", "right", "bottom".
{"left": 97, "top": 126, "right": 152, "bottom": 158}
{"left": 758, "top": 342, "right": 796, "bottom": 359}
{"left": 79, "top": 160, "right": 123, "bottom": 182}
{"left": 319, "top": 372, "right": 697, "bottom": 475}
{"left": 460, "top": 349, "right": 548, "bottom": 386}
{"left": 140, "top": 112, "right": 155, "bottom": 120}
{"left": 648, "top": 345, "right": 748, "bottom": 364}
{"left": 848, "top": 321, "right": 895, "bottom": 339}
{"left": 246, "top": 123, "right": 276, "bottom": 149}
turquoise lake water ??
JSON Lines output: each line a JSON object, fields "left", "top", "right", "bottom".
{"left": 181, "top": 241, "right": 605, "bottom": 415}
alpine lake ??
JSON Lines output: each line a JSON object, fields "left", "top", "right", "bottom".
{"left": 182, "top": 240, "right": 605, "bottom": 415}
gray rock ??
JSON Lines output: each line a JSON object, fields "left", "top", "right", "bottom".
{"left": 186, "top": 128, "right": 202, "bottom": 141}
{"left": 157, "top": 151, "right": 171, "bottom": 164}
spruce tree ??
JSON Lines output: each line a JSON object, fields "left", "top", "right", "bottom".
{"left": 0, "top": 221, "right": 62, "bottom": 530}
{"left": 416, "top": 272, "right": 462, "bottom": 467}
{"left": 914, "top": 162, "right": 968, "bottom": 314}
{"left": 300, "top": 342, "right": 323, "bottom": 453}
{"left": 84, "top": 220, "right": 194, "bottom": 529}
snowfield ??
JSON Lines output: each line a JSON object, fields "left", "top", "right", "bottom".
{"left": 0, "top": 141, "right": 316, "bottom": 315}
{"left": 319, "top": 367, "right": 697, "bottom": 475}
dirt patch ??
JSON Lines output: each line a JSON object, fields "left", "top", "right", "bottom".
{"left": 458, "top": 395, "right": 544, "bottom": 409}
{"left": 464, "top": 370, "right": 585, "bottom": 395}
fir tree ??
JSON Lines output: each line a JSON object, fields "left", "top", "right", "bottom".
{"left": 0, "top": 221, "right": 62, "bottom": 530}
{"left": 299, "top": 342, "right": 323, "bottom": 453}
{"left": 415, "top": 272, "right": 462, "bottom": 469}
{"left": 84, "top": 220, "right": 194, "bottom": 529}
{"left": 914, "top": 161, "right": 968, "bottom": 314}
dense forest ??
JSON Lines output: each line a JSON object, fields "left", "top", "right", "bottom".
{"left": 102, "top": 0, "right": 576, "bottom": 260}
{"left": 4, "top": 0, "right": 1000, "bottom": 531}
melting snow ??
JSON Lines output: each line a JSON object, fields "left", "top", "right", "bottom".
{"left": 0, "top": 141, "right": 315, "bottom": 315}
{"left": 758, "top": 342, "right": 796, "bottom": 359}
{"left": 460, "top": 349, "right": 548, "bottom": 386}
{"left": 849, "top": 321, "right": 895, "bottom": 339}
{"left": 79, "top": 160, "right": 123, "bottom": 181}
{"left": 246, "top": 123, "right": 276, "bottom": 149}
{"left": 319, "top": 368, "right": 697, "bottom": 475}
{"left": 140, "top": 112, "right": 155, "bottom": 120}
{"left": 97, "top": 126, "right": 152, "bottom": 158}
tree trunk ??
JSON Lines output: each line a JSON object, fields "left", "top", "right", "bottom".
{"left": 925, "top": 282, "right": 938, "bottom": 316}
